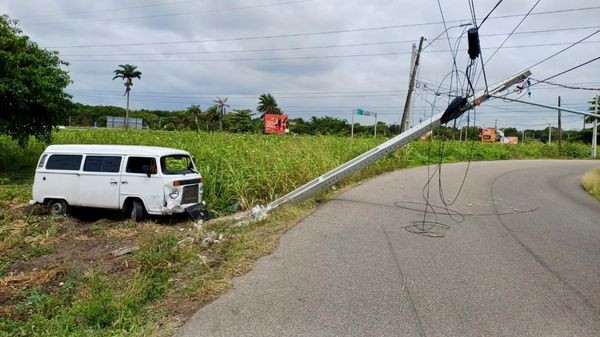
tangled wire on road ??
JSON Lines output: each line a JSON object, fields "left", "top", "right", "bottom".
{"left": 397, "top": 199, "right": 539, "bottom": 238}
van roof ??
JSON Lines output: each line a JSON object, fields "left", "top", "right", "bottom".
{"left": 44, "top": 144, "right": 191, "bottom": 157}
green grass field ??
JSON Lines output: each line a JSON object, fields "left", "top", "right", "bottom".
{"left": 1, "top": 129, "right": 593, "bottom": 215}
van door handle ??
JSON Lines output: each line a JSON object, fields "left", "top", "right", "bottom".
{"left": 122, "top": 181, "right": 128, "bottom": 184}
{"left": 110, "top": 181, "right": 118, "bottom": 185}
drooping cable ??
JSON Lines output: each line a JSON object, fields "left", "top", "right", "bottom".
{"left": 479, "top": 0, "right": 504, "bottom": 28}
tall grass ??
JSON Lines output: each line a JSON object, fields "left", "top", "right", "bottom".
{"left": 0, "top": 129, "right": 594, "bottom": 214}
{"left": 581, "top": 167, "right": 600, "bottom": 201}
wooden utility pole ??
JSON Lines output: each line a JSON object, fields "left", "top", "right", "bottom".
{"left": 400, "top": 37, "right": 425, "bottom": 133}
{"left": 557, "top": 96, "right": 562, "bottom": 147}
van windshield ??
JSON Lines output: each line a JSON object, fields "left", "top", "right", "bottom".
{"left": 161, "top": 155, "right": 196, "bottom": 175}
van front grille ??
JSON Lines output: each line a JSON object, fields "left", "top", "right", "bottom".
{"left": 181, "top": 185, "right": 199, "bottom": 204}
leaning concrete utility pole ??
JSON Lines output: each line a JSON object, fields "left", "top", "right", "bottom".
{"left": 400, "top": 37, "right": 425, "bottom": 133}
{"left": 256, "top": 69, "right": 531, "bottom": 214}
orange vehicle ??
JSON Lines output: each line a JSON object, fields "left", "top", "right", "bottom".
{"left": 264, "top": 114, "right": 289, "bottom": 134}
{"left": 480, "top": 128, "right": 496, "bottom": 142}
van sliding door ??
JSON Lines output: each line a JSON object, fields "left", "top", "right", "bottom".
{"left": 78, "top": 155, "right": 122, "bottom": 208}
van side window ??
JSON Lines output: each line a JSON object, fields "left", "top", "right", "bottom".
{"left": 126, "top": 157, "right": 157, "bottom": 174}
{"left": 45, "top": 155, "right": 83, "bottom": 171}
{"left": 84, "top": 156, "right": 122, "bottom": 173}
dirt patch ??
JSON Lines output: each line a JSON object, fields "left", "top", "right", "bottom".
{"left": 0, "top": 205, "right": 178, "bottom": 314}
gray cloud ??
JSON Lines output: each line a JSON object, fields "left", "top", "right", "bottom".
{"left": 2, "top": 0, "right": 600, "bottom": 130}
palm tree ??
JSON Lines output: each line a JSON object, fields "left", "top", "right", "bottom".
{"left": 213, "top": 96, "right": 230, "bottom": 131}
{"left": 186, "top": 104, "right": 202, "bottom": 131}
{"left": 205, "top": 106, "right": 220, "bottom": 131}
{"left": 257, "top": 93, "right": 281, "bottom": 118}
{"left": 112, "top": 64, "right": 142, "bottom": 129}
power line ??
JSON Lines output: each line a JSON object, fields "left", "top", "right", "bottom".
{"left": 61, "top": 40, "right": 418, "bottom": 57}
{"left": 45, "top": 24, "right": 427, "bottom": 49}
{"left": 22, "top": 0, "right": 311, "bottom": 25}
{"left": 70, "top": 91, "right": 409, "bottom": 100}
{"left": 527, "top": 28, "right": 600, "bottom": 69}
{"left": 18, "top": 0, "right": 207, "bottom": 18}
{"left": 61, "top": 40, "right": 600, "bottom": 63}
{"left": 529, "top": 79, "right": 600, "bottom": 91}
{"left": 485, "top": 0, "right": 542, "bottom": 66}
{"left": 44, "top": 5, "right": 600, "bottom": 49}
{"left": 67, "top": 81, "right": 597, "bottom": 97}
{"left": 60, "top": 26, "right": 600, "bottom": 57}
{"left": 534, "top": 56, "right": 600, "bottom": 84}
{"left": 53, "top": 25, "right": 600, "bottom": 56}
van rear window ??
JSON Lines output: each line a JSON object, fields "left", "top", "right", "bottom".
{"left": 45, "top": 155, "right": 83, "bottom": 171}
{"left": 84, "top": 156, "right": 122, "bottom": 173}
{"left": 37, "top": 154, "right": 48, "bottom": 168}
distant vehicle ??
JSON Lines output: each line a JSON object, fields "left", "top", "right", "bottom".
{"left": 29, "top": 145, "right": 205, "bottom": 221}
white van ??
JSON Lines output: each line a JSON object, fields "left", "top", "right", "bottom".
{"left": 29, "top": 144, "right": 205, "bottom": 220}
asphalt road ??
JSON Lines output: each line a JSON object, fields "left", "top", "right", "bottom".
{"left": 176, "top": 160, "right": 600, "bottom": 337}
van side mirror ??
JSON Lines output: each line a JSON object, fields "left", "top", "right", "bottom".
{"left": 142, "top": 165, "right": 151, "bottom": 177}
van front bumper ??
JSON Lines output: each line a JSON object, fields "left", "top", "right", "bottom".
{"left": 161, "top": 201, "right": 204, "bottom": 214}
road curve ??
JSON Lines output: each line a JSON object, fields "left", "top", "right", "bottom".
{"left": 176, "top": 160, "right": 600, "bottom": 337}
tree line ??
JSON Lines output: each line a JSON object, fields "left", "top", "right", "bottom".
{"left": 65, "top": 102, "right": 400, "bottom": 137}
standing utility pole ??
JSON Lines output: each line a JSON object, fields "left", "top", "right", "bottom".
{"left": 374, "top": 114, "right": 378, "bottom": 137}
{"left": 400, "top": 37, "right": 425, "bottom": 133}
{"left": 593, "top": 95, "right": 598, "bottom": 158}
{"left": 557, "top": 96, "right": 562, "bottom": 147}
{"left": 351, "top": 111, "right": 354, "bottom": 138}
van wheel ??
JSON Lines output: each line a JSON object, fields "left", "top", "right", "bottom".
{"left": 130, "top": 200, "right": 145, "bottom": 221}
{"left": 48, "top": 199, "right": 68, "bottom": 216}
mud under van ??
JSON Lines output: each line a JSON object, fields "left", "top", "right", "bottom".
{"left": 29, "top": 144, "right": 205, "bottom": 220}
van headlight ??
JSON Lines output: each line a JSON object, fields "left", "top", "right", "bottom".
{"left": 169, "top": 189, "right": 180, "bottom": 199}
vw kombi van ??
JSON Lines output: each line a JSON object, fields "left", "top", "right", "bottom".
{"left": 29, "top": 145, "right": 204, "bottom": 220}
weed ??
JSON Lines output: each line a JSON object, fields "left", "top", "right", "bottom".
{"left": 75, "top": 274, "right": 117, "bottom": 329}
{"left": 90, "top": 224, "right": 108, "bottom": 236}
{"left": 27, "top": 244, "right": 54, "bottom": 258}
{"left": 581, "top": 167, "right": 600, "bottom": 201}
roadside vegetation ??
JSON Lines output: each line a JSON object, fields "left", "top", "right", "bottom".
{"left": 0, "top": 128, "right": 595, "bottom": 337}
{"left": 581, "top": 167, "right": 600, "bottom": 201}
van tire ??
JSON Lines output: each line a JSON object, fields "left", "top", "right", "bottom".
{"left": 48, "top": 199, "right": 68, "bottom": 216}
{"left": 130, "top": 200, "right": 145, "bottom": 221}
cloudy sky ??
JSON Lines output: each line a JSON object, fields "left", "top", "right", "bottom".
{"left": 2, "top": 0, "right": 599, "bottom": 130}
